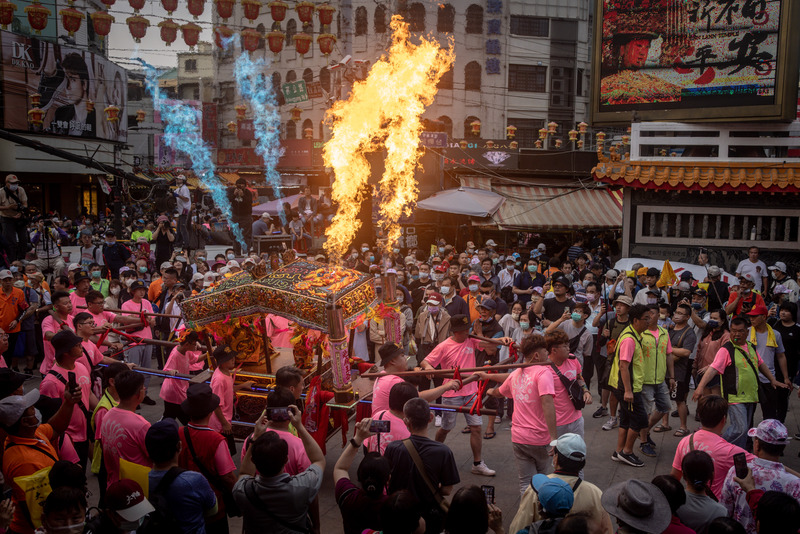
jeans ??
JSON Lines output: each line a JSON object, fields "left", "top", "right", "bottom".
{"left": 177, "top": 213, "right": 191, "bottom": 248}
{"left": 724, "top": 402, "right": 756, "bottom": 448}
{"left": 291, "top": 232, "right": 312, "bottom": 250}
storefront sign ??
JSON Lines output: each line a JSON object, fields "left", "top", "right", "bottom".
{"left": 217, "top": 147, "right": 261, "bottom": 167}
{"left": 442, "top": 140, "right": 518, "bottom": 169}
{"left": 237, "top": 118, "right": 255, "bottom": 141}
{"left": 202, "top": 102, "right": 218, "bottom": 147}
{"left": 282, "top": 80, "right": 308, "bottom": 103}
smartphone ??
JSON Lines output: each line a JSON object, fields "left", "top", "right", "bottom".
{"left": 733, "top": 452, "right": 748, "bottom": 479}
{"left": 268, "top": 407, "right": 290, "bottom": 421}
{"left": 369, "top": 419, "right": 390, "bottom": 433}
{"left": 481, "top": 485, "right": 495, "bottom": 505}
{"left": 1, "top": 487, "right": 11, "bottom": 500}
{"left": 564, "top": 306, "right": 571, "bottom": 315}
{"left": 67, "top": 371, "right": 77, "bottom": 392}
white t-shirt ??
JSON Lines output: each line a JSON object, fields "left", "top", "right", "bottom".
{"left": 736, "top": 259, "right": 767, "bottom": 292}
{"left": 176, "top": 184, "right": 191, "bottom": 214}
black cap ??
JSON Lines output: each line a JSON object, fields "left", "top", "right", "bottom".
{"left": 73, "top": 271, "right": 90, "bottom": 284}
{"left": 552, "top": 276, "right": 570, "bottom": 288}
{"left": 213, "top": 344, "right": 235, "bottom": 365}
{"left": 52, "top": 330, "right": 83, "bottom": 356}
{"left": 129, "top": 280, "right": 147, "bottom": 292}
{"left": 104, "top": 229, "right": 116, "bottom": 237}
{"left": 693, "top": 287, "right": 707, "bottom": 297}
{"left": 181, "top": 382, "right": 220, "bottom": 420}
{"left": 145, "top": 418, "right": 180, "bottom": 455}
{"left": 378, "top": 342, "right": 404, "bottom": 367}
{"left": 680, "top": 271, "right": 693, "bottom": 281}
{"left": 646, "top": 267, "right": 660, "bottom": 277}
{"left": 0, "top": 369, "right": 26, "bottom": 398}
{"left": 450, "top": 314, "right": 471, "bottom": 332}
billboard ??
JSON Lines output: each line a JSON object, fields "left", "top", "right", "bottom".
{"left": 591, "top": 0, "right": 800, "bottom": 124}
{"left": 0, "top": 30, "right": 128, "bottom": 142}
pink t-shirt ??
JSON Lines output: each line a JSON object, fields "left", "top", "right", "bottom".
{"left": 39, "top": 315, "right": 74, "bottom": 374}
{"left": 88, "top": 310, "right": 116, "bottom": 328}
{"left": 188, "top": 350, "right": 205, "bottom": 371}
{"left": 672, "top": 429, "right": 756, "bottom": 498}
{"left": 94, "top": 406, "right": 109, "bottom": 441}
{"left": 710, "top": 346, "right": 764, "bottom": 375}
{"left": 69, "top": 292, "right": 87, "bottom": 312}
{"left": 424, "top": 337, "right": 482, "bottom": 398}
{"left": 363, "top": 410, "right": 410, "bottom": 455}
{"left": 619, "top": 337, "right": 636, "bottom": 363}
{"left": 100, "top": 407, "right": 152, "bottom": 487}
{"left": 241, "top": 427, "right": 310, "bottom": 476}
{"left": 39, "top": 361, "right": 92, "bottom": 442}
{"left": 499, "top": 365, "right": 556, "bottom": 446}
{"left": 266, "top": 314, "right": 294, "bottom": 348}
{"left": 79, "top": 340, "right": 104, "bottom": 370}
{"left": 371, "top": 374, "right": 405, "bottom": 415}
{"left": 121, "top": 299, "right": 154, "bottom": 339}
{"left": 549, "top": 358, "right": 583, "bottom": 426}
{"left": 58, "top": 432, "right": 80, "bottom": 464}
{"left": 160, "top": 347, "right": 191, "bottom": 404}
{"left": 209, "top": 368, "right": 233, "bottom": 433}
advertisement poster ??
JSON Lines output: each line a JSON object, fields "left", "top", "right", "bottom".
{"left": 1, "top": 30, "right": 128, "bottom": 142}
{"left": 592, "top": 0, "right": 800, "bottom": 123}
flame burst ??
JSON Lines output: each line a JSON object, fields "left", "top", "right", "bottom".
{"left": 323, "top": 16, "right": 454, "bottom": 260}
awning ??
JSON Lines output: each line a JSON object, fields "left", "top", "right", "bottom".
{"left": 219, "top": 172, "right": 240, "bottom": 185}
{"left": 416, "top": 187, "right": 505, "bottom": 217}
{"left": 252, "top": 193, "right": 315, "bottom": 216}
{"left": 461, "top": 176, "right": 622, "bottom": 230}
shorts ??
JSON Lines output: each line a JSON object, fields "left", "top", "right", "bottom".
{"left": 440, "top": 395, "right": 483, "bottom": 430}
{"left": 614, "top": 390, "right": 648, "bottom": 431}
{"left": 674, "top": 359, "right": 693, "bottom": 403}
{"left": 600, "top": 356, "right": 615, "bottom": 392}
{"left": 641, "top": 382, "right": 671, "bottom": 414}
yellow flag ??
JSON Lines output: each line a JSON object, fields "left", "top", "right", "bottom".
{"left": 120, "top": 458, "right": 152, "bottom": 497}
{"left": 14, "top": 466, "right": 52, "bottom": 527}
{"left": 657, "top": 260, "right": 677, "bottom": 288}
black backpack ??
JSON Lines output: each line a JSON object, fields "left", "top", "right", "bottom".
{"left": 138, "top": 467, "right": 185, "bottom": 534}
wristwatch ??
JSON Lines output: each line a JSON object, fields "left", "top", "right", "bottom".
{"left": 349, "top": 438, "right": 362, "bottom": 449}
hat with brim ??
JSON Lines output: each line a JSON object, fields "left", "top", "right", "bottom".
{"left": 213, "top": 344, "right": 235, "bottom": 365}
{"left": 747, "top": 304, "right": 769, "bottom": 316}
{"left": 129, "top": 280, "right": 147, "bottom": 293}
{"left": 74, "top": 271, "right": 90, "bottom": 284}
{"left": 52, "top": 330, "right": 83, "bottom": 356}
{"left": 450, "top": 313, "right": 471, "bottom": 332}
{"left": 106, "top": 479, "right": 155, "bottom": 522}
{"left": 378, "top": 342, "right": 405, "bottom": 367}
{"left": 181, "top": 382, "right": 220, "bottom": 420}
{"left": 0, "top": 390, "right": 40, "bottom": 427}
{"left": 601, "top": 480, "right": 671, "bottom": 534}
{"left": 615, "top": 295, "right": 633, "bottom": 307}
{"left": 0, "top": 369, "right": 26, "bottom": 398}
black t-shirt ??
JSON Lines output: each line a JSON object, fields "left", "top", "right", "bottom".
{"left": 542, "top": 298, "right": 576, "bottom": 323}
{"left": 773, "top": 321, "right": 800, "bottom": 379}
{"left": 706, "top": 280, "right": 730, "bottom": 312}
{"left": 385, "top": 435, "right": 460, "bottom": 508}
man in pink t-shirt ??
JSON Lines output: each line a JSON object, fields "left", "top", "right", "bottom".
{"left": 418, "top": 314, "right": 512, "bottom": 477}
{"left": 364, "top": 380, "right": 419, "bottom": 455}
{"left": 40, "top": 291, "right": 74, "bottom": 375}
{"left": 121, "top": 281, "right": 156, "bottom": 404}
{"left": 100, "top": 369, "right": 152, "bottom": 487}
{"left": 160, "top": 333, "right": 201, "bottom": 424}
{"left": 68, "top": 272, "right": 91, "bottom": 311}
{"left": 545, "top": 330, "right": 591, "bottom": 436}
{"left": 671, "top": 394, "right": 755, "bottom": 498}
{"left": 209, "top": 345, "right": 253, "bottom": 453}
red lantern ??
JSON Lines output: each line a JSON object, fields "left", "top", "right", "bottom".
{"left": 29, "top": 93, "right": 41, "bottom": 107}
{"left": 293, "top": 32, "right": 311, "bottom": 55}
{"left": 181, "top": 22, "right": 201, "bottom": 48}
{"left": 295, "top": 1, "right": 313, "bottom": 23}
{"left": 316, "top": 3, "right": 334, "bottom": 26}
{"left": 303, "top": 127, "right": 313, "bottom": 139}
{"left": 98, "top": 0, "right": 115, "bottom": 8}
{"left": 24, "top": 4, "right": 50, "bottom": 35}
{"left": 128, "top": 0, "right": 145, "bottom": 13}
{"left": 459, "top": 140, "right": 468, "bottom": 149}
{"left": 235, "top": 104, "right": 247, "bottom": 120}
{"left": 267, "top": 30, "right": 284, "bottom": 54}
{"left": 290, "top": 106, "right": 302, "bottom": 121}
{"left": 268, "top": 0, "right": 287, "bottom": 22}
{"left": 240, "top": 27, "right": 261, "bottom": 53}
{"left": 214, "top": 24, "right": 233, "bottom": 48}
{"left": 104, "top": 105, "right": 120, "bottom": 123}
{"left": 227, "top": 121, "right": 237, "bottom": 133}
{"left": 136, "top": 109, "right": 146, "bottom": 123}
{"left": 161, "top": 0, "right": 177, "bottom": 14}
{"left": 90, "top": 11, "right": 114, "bottom": 39}
{"left": 59, "top": 7, "right": 83, "bottom": 36}
{"left": 0, "top": 1, "right": 17, "bottom": 30}
{"left": 215, "top": 0, "right": 234, "bottom": 21}
{"left": 27, "top": 107, "right": 44, "bottom": 126}
{"left": 470, "top": 119, "right": 481, "bottom": 136}
{"left": 241, "top": 0, "right": 261, "bottom": 22}
{"left": 186, "top": 0, "right": 205, "bottom": 19}
{"left": 126, "top": 15, "right": 149, "bottom": 43}
{"left": 158, "top": 19, "right": 178, "bottom": 46}
{"left": 510, "top": 141, "right": 518, "bottom": 149}
{"left": 317, "top": 33, "right": 335, "bottom": 55}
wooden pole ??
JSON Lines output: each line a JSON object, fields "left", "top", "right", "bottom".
{"left": 76, "top": 305, "right": 182, "bottom": 319}
{"left": 260, "top": 325, "right": 273, "bottom": 374}
{"left": 361, "top": 361, "right": 543, "bottom": 379}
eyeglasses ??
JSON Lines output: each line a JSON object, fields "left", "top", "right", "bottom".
{"left": 480, "top": 291, "right": 492, "bottom": 295}
{"left": 0, "top": 334, "right": 8, "bottom": 340}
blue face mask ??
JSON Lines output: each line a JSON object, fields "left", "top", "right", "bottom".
{"left": 369, "top": 256, "right": 375, "bottom": 263}
{"left": 571, "top": 312, "right": 582, "bottom": 321}
{"left": 707, "top": 319, "right": 720, "bottom": 328}
{"left": 691, "top": 302, "right": 703, "bottom": 310}
{"left": 227, "top": 254, "right": 235, "bottom": 260}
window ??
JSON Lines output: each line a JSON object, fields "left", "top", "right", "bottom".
{"left": 550, "top": 20, "right": 578, "bottom": 41}
{"left": 509, "top": 64, "right": 546, "bottom": 92}
{"left": 320, "top": 67, "right": 331, "bottom": 92}
{"left": 255, "top": 23, "right": 266, "bottom": 49}
{"left": 319, "top": 120, "right": 324, "bottom": 139}
{"left": 193, "top": 87, "right": 200, "bottom": 100}
{"left": 408, "top": 3, "right": 425, "bottom": 32}
{"left": 302, "top": 118, "right": 314, "bottom": 138}
{"left": 220, "top": 82, "right": 235, "bottom": 103}
{"left": 576, "top": 69, "right": 583, "bottom": 96}
{"left": 465, "top": 61, "right": 481, "bottom": 91}
{"left": 464, "top": 116, "right": 480, "bottom": 138}
{"left": 510, "top": 15, "right": 548, "bottom": 37}
{"left": 273, "top": 72, "right": 285, "bottom": 106}
{"left": 302, "top": 68, "right": 313, "bottom": 84}
{"left": 509, "top": 118, "right": 544, "bottom": 148}
{"left": 466, "top": 5, "right": 483, "bottom": 34}
{"left": 437, "top": 4, "right": 454, "bottom": 32}
{"left": 438, "top": 116, "right": 453, "bottom": 138}
{"left": 184, "top": 59, "right": 197, "bottom": 72}
{"left": 374, "top": 5, "right": 387, "bottom": 33}
{"left": 286, "top": 19, "right": 296, "bottom": 46}
{"left": 286, "top": 120, "right": 296, "bottom": 139}
{"left": 286, "top": 70, "right": 297, "bottom": 83}
{"left": 354, "top": 6, "right": 368, "bottom": 36}
{"left": 438, "top": 66, "right": 453, "bottom": 90}
{"left": 550, "top": 67, "right": 574, "bottom": 108}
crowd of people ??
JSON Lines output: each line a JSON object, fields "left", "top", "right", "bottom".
{"left": 0, "top": 167, "right": 798, "bottom": 533}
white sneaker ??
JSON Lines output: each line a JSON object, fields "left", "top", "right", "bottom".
{"left": 602, "top": 417, "right": 619, "bottom": 431}
{"left": 471, "top": 460, "right": 496, "bottom": 476}
{"left": 494, "top": 416, "right": 502, "bottom": 424}
{"left": 434, "top": 414, "right": 442, "bottom": 427}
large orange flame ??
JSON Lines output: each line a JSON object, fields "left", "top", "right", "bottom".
{"left": 323, "top": 15, "right": 454, "bottom": 261}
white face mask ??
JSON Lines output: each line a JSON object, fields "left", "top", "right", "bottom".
{"left": 512, "top": 312, "right": 520, "bottom": 321}
{"left": 110, "top": 287, "right": 120, "bottom": 296}
{"left": 7, "top": 184, "right": 18, "bottom": 191}
{"left": 125, "top": 279, "right": 134, "bottom": 288}
{"left": 440, "top": 286, "right": 451, "bottom": 295}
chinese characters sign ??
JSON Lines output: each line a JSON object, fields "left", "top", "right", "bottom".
{"left": 282, "top": 80, "right": 308, "bottom": 103}
{"left": 591, "top": 0, "right": 800, "bottom": 123}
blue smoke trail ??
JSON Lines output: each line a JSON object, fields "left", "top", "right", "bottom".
{"left": 233, "top": 51, "right": 285, "bottom": 224}
{"left": 137, "top": 58, "right": 247, "bottom": 251}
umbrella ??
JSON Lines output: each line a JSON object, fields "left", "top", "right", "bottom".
{"left": 252, "top": 194, "right": 318, "bottom": 217}
{"left": 417, "top": 187, "right": 505, "bottom": 217}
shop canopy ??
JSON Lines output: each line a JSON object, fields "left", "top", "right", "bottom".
{"left": 416, "top": 187, "right": 505, "bottom": 217}
{"left": 252, "top": 193, "right": 318, "bottom": 217}
{"left": 460, "top": 176, "right": 622, "bottom": 231}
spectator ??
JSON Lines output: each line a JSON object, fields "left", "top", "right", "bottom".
{"left": 665, "top": 303, "right": 697, "bottom": 437}
{"left": 362, "top": 490, "right": 424, "bottom": 534}
{"left": 131, "top": 219, "right": 152, "bottom": 243}
{"left": 671, "top": 395, "right": 753, "bottom": 498}
{"left": 30, "top": 219, "right": 67, "bottom": 276}
{"left": 707, "top": 518, "right": 746, "bottom": 534}
{"left": 601, "top": 480, "right": 671, "bottom": 534}
{"left": 498, "top": 256, "right": 519, "bottom": 292}
{"left": 633, "top": 268, "right": 668, "bottom": 306}
{"left": 153, "top": 216, "right": 175, "bottom": 268}
{"left": 725, "top": 274, "right": 765, "bottom": 319}
{"left": 440, "top": 277, "right": 468, "bottom": 319}
{"left": 297, "top": 186, "right": 321, "bottom": 228}
{"left": 0, "top": 269, "right": 28, "bottom": 370}
{"left": 233, "top": 405, "right": 325, "bottom": 533}
{"left": 86, "top": 478, "right": 154, "bottom": 533}
{"left": 414, "top": 292, "right": 452, "bottom": 364}
{"left": 228, "top": 178, "right": 253, "bottom": 255}
{"left": 651, "top": 475, "right": 694, "bottom": 534}
{"left": 729, "top": 469, "right": 800, "bottom": 534}
{"left": 512, "top": 258, "right": 545, "bottom": 309}
{"left": 638, "top": 304, "right": 676, "bottom": 458}
{"left": 443, "top": 485, "right": 504, "bottom": 534}
{"left": 252, "top": 212, "right": 277, "bottom": 237}
{"left": 767, "top": 261, "right": 798, "bottom": 303}
{"left": 364, "top": 381, "right": 418, "bottom": 455}
{"left": 676, "top": 450, "right": 727, "bottom": 533}
{"left": 101, "top": 229, "right": 131, "bottom": 279}
{"left": 174, "top": 175, "right": 192, "bottom": 247}
{"left": 385, "top": 397, "right": 459, "bottom": 534}
{"left": 693, "top": 318, "right": 786, "bottom": 448}
{"left": 772, "top": 302, "right": 800, "bottom": 398}
{"left": 704, "top": 266, "right": 730, "bottom": 313}
{"left": 78, "top": 229, "right": 103, "bottom": 269}
{"left": 334, "top": 418, "right": 391, "bottom": 534}
{"left": 38, "top": 486, "right": 86, "bottom": 534}
{"left": 509, "top": 433, "right": 612, "bottom": 534}
{"left": 288, "top": 212, "right": 312, "bottom": 251}
{"left": 735, "top": 246, "right": 767, "bottom": 294}
{"left": 721, "top": 419, "right": 800, "bottom": 534}
{"left": 545, "top": 303, "right": 593, "bottom": 367}
{"left": 0, "top": 175, "right": 28, "bottom": 261}
{"left": 746, "top": 304, "right": 791, "bottom": 422}
{"left": 694, "top": 309, "right": 730, "bottom": 398}
{"left": 517, "top": 475, "right": 574, "bottom": 534}
{"left": 533, "top": 276, "right": 575, "bottom": 325}
{"left": 146, "top": 418, "right": 218, "bottom": 533}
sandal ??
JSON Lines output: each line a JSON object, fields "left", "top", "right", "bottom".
{"left": 461, "top": 426, "right": 471, "bottom": 434}
{"left": 674, "top": 428, "right": 691, "bottom": 437}
{"left": 483, "top": 431, "right": 496, "bottom": 439}
{"left": 652, "top": 424, "right": 672, "bottom": 433}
